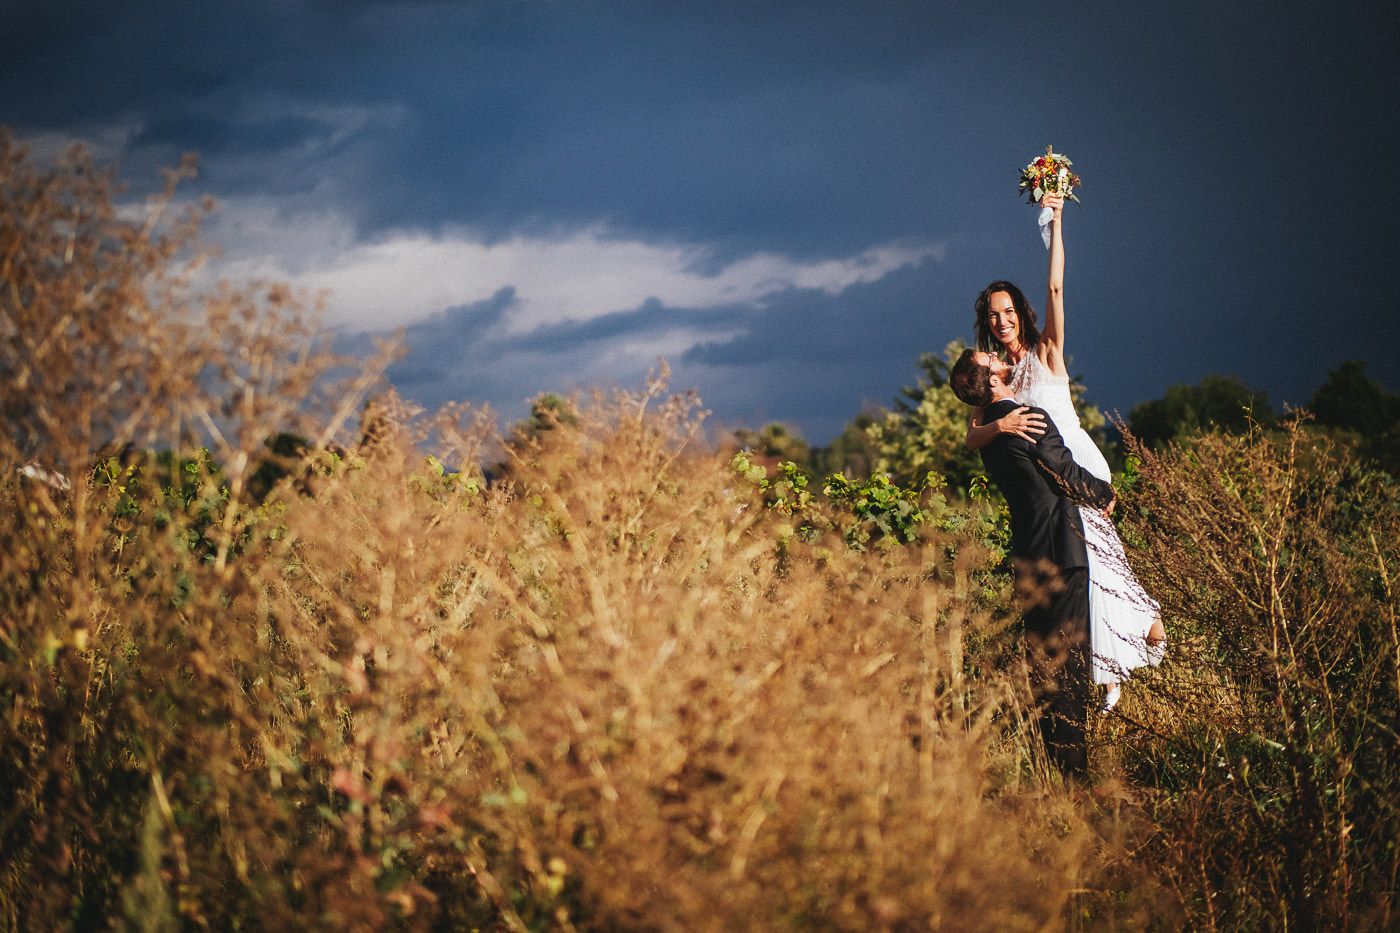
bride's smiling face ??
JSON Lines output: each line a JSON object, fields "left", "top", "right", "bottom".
{"left": 985, "top": 292, "right": 1020, "bottom": 348}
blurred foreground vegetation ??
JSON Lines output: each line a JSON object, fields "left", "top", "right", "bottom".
{"left": 3, "top": 133, "right": 1399, "bottom": 930}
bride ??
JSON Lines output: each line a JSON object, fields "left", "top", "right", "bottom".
{"left": 964, "top": 193, "right": 1165, "bottom": 710}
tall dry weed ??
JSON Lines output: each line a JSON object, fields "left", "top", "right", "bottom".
{"left": 0, "top": 131, "right": 381, "bottom": 926}
{"left": 1106, "top": 420, "right": 1400, "bottom": 928}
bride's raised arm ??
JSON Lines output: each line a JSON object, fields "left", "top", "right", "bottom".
{"left": 1040, "top": 193, "right": 1068, "bottom": 376}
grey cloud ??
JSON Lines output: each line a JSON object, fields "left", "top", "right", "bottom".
{"left": 349, "top": 257, "right": 962, "bottom": 444}
{"left": 494, "top": 298, "right": 751, "bottom": 356}
{"left": 683, "top": 257, "right": 951, "bottom": 369}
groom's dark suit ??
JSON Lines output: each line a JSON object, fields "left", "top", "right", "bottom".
{"left": 978, "top": 398, "right": 1116, "bottom": 778}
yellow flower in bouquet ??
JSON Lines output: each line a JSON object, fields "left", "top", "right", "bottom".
{"left": 1018, "top": 145, "right": 1081, "bottom": 204}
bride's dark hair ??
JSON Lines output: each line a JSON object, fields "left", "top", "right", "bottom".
{"left": 974, "top": 280, "right": 1041, "bottom": 356}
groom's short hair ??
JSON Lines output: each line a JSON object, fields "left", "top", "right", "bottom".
{"left": 950, "top": 349, "right": 994, "bottom": 407}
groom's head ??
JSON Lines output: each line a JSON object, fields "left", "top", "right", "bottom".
{"left": 951, "top": 348, "right": 1006, "bottom": 407}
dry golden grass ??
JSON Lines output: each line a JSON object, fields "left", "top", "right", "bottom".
{"left": 261, "top": 384, "right": 1108, "bottom": 930}
{"left": 2, "top": 383, "right": 1105, "bottom": 928}
{"left": 0, "top": 133, "right": 1098, "bottom": 930}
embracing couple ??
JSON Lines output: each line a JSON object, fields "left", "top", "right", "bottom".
{"left": 950, "top": 193, "right": 1166, "bottom": 780}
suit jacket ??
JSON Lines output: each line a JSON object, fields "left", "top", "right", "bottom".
{"left": 978, "top": 398, "right": 1116, "bottom": 571}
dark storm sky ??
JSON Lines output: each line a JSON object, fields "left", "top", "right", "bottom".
{"left": 4, "top": 1, "right": 1397, "bottom": 442}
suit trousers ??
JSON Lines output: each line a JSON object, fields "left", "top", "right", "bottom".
{"left": 1020, "top": 564, "right": 1092, "bottom": 779}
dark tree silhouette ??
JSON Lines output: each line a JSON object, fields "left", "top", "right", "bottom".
{"left": 1128, "top": 374, "right": 1273, "bottom": 449}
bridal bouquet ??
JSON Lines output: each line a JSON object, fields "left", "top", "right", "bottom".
{"left": 1018, "top": 145, "right": 1081, "bottom": 204}
{"left": 1020, "top": 145, "right": 1081, "bottom": 247}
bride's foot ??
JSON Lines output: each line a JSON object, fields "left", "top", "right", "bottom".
{"left": 1102, "top": 683, "right": 1121, "bottom": 712}
{"left": 1146, "top": 617, "right": 1167, "bottom": 665}
{"left": 1147, "top": 618, "right": 1167, "bottom": 644}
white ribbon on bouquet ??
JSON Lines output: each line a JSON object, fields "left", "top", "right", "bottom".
{"left": 1036, "top": 167, "right": 1070, "bottom": 249}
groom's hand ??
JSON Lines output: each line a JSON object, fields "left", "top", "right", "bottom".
{"left": 1000, "top": 406, "right": 1047, "bottom": 442}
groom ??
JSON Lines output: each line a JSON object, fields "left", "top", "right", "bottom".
{"left": 950, "top": 349, "right": 1116, "bottom": 778}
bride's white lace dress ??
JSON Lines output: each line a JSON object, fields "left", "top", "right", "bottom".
{"left": 1010, "top": 352, "right": 1162, "bottom": 684}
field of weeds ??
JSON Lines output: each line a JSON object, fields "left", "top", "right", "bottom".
{"left": 2, "top": 135, "right": 1398, "bottom": 931}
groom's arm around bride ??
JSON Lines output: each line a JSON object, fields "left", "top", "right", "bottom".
{"left": 950, "top": 352, "right": 1114, "bottom": 570}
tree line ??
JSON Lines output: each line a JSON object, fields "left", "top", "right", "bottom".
{"left": 732, "top": 343, "right": 1400, "bottom": 490}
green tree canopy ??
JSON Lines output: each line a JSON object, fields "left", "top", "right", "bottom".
{"left": 510, "top": 393, "right": 580, "bottom": 445}
{"left": 865, "top": 341, "right": 981, "bottom": 492}
{"left": 1128, "top": 374, "right": 1273, "bottom": 449}
{"left": 1308, "top": 360, "right": 1400, "bottom": 475}
{"left": 730, "top": 421, "right": 812, "bottom": 469}
{"left": 1309, "top": 360, "right": 1400, "bottom": 433}
{"left": 810, "top": 410, "right": 881, "bottom": 479}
